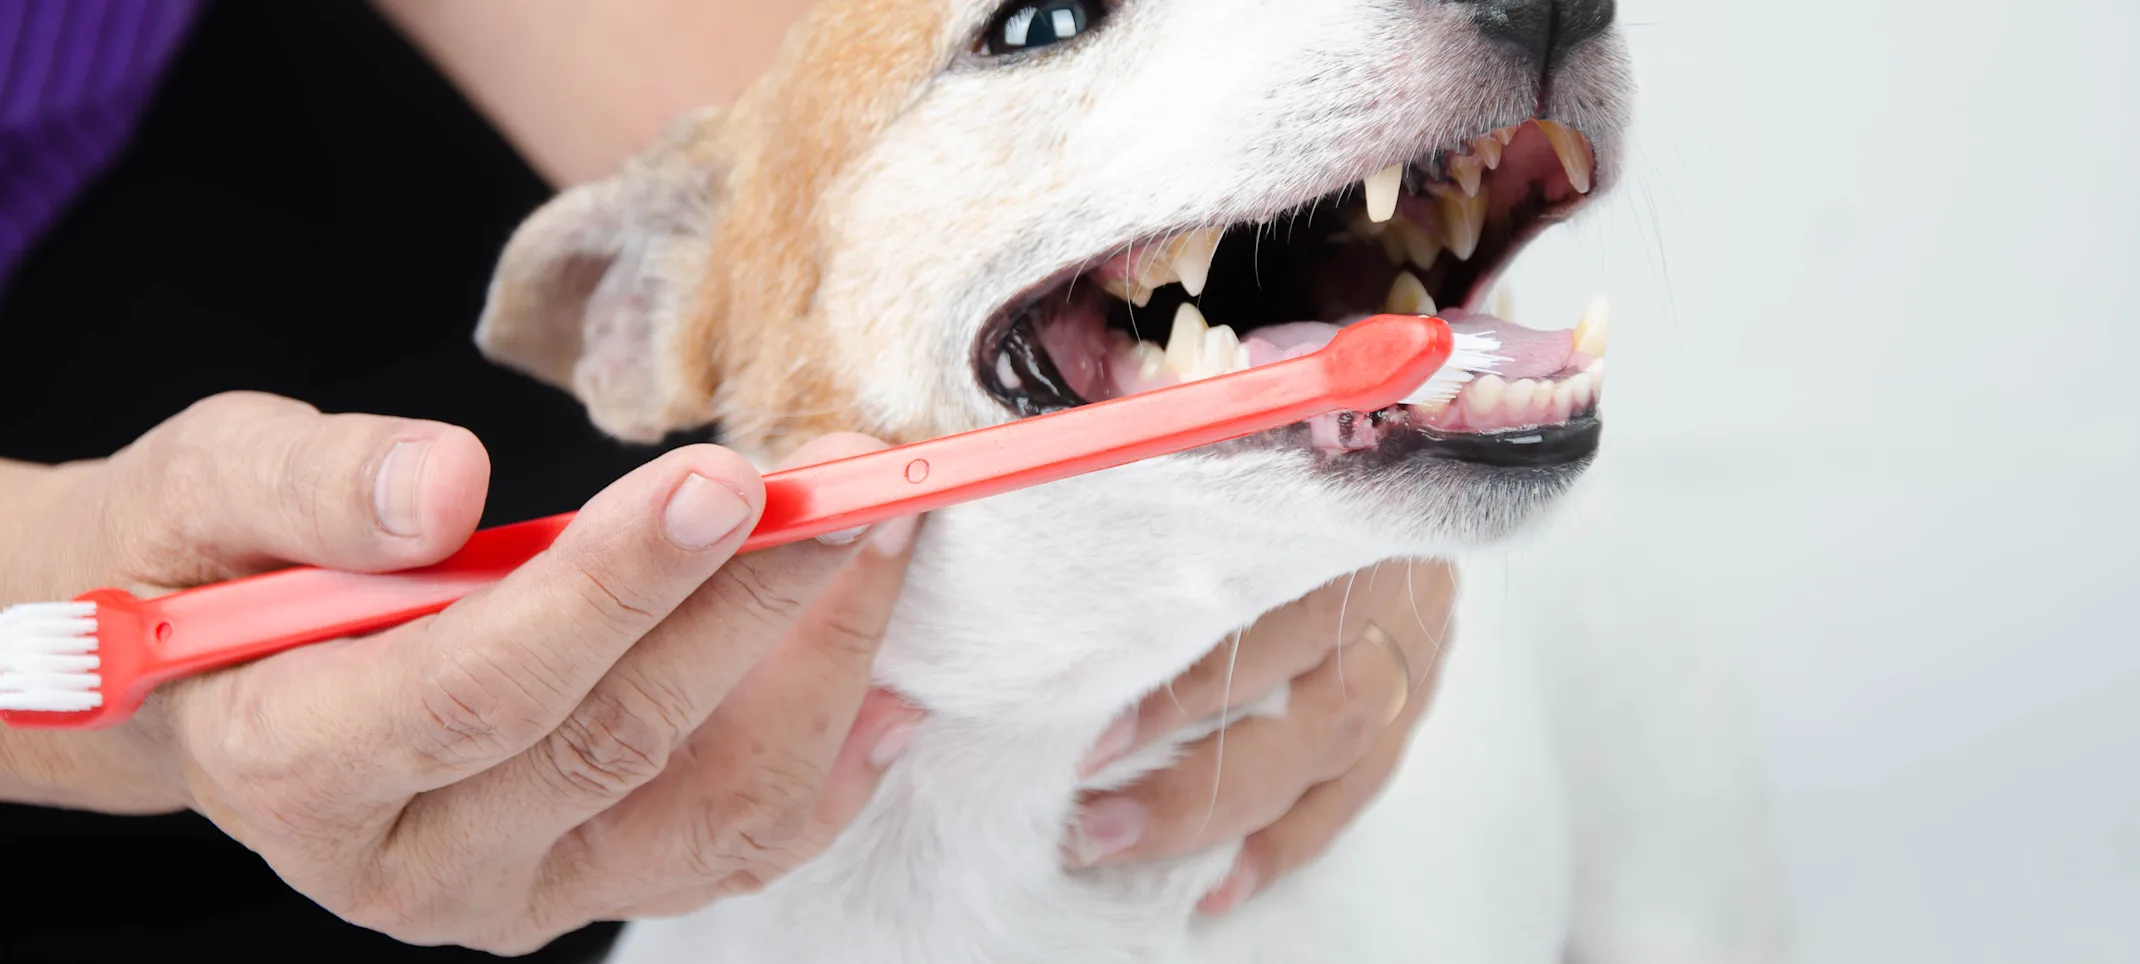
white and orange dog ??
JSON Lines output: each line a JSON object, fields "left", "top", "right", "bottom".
{"left": 475, "top": 1, "right": 1776, "bottom": 961}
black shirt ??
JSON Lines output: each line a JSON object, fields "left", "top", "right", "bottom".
{"left": 0, "top": 0, "right": 696, "bottom": 959}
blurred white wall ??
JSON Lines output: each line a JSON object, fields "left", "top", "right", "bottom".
{"left": 1468, "top": 1, "right": 2140, "bottom": 961}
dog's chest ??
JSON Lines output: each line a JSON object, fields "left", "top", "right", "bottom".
{"left": 606, "top": 557, "right": 1573, "bottom": 964}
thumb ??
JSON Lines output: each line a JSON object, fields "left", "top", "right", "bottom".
{"left": 98, "top": 392, "right": 491, "bottom": 586}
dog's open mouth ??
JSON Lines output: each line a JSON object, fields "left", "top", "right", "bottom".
{"left": 976, "top": 120, "right": 1610, "bottom": 467}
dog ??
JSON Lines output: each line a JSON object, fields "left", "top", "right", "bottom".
{"left": 470, "top": 1, "right": 1774, "bottom": 961}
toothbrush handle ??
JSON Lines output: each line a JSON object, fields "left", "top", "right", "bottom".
{"left": 142, "top": 315, "right": 1450, "bottom": 676}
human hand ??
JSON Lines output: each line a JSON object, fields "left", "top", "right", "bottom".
{"left": 1063, "top": 560, "right": 1455, "bottom": 915}
{"left": 0, "top": 392, "right": 924, "bottom": 953}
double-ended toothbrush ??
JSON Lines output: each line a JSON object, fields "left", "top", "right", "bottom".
{"left": 0, "top": 314, "right": 1497, "bottom": 729}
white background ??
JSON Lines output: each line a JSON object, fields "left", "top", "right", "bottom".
{"left": 1470, "top": 1, "right": 2140, "bottom": 961}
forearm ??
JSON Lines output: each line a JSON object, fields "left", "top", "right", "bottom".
{"left": 371, "top": 0, "right": 817, "bottom": 188}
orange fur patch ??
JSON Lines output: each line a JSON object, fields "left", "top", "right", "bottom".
{"left": 680, "top": 0, "right": 955, "bottom": 460}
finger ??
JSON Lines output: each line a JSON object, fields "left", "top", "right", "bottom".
{"left": 1068, "top": 631, "right": 1407, "bottom": 867}
{"left": 257, "top": 442, "right": 767, "bottom": 801}
{"left": 537, "top": 472, "right": 921, "bottom": 905}
{"left": 1201, "top": 592, "right": 1454, "bottom": 916}
{"left": 99, "top": 391, "right": 490, "bottom": 585}
{"left": 604, "top": 688, "right": 924, "bottom": 921}
{"left": 404, "top": 435, "right": 915, "bottom": 863}
{"left": 1095, "top": 561, "right": 1453, "bottom": 772}
{"left": 1200, "top": 686, "right": 1418, "bottom": 916}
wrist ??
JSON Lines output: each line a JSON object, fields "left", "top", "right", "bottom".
{"left": 0, "top": 721, "right": 192, "bottom": 815}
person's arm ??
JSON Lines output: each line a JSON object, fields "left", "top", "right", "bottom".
{"left": 370, "top": 0, "right": 817, "bottom": 187}
{"left": 0, "top": 393, "right": 923, "bottom": 952}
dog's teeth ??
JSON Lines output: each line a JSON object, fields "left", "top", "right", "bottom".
{"left": 1503, "top": 378, "right": 1540, "bottom": 413}
{"left": 1473, "top": 136, "right": 1504, "bottom": 170}
{"left": 1465, "top": 374, "right": 1507, "bottom": 416}
{"left": 1233, "top": 344, "right": 1253, "bottom": 374}
{"left": 1573, "top": 292, "right": 1611, "bottom": 357}
{"left": 1534, "top": 120, "right": 1594, "bottom": 194}
{"left": 1384, "top": 271, "right": 1436, "bottom": 316}
{"left": 1551, "top": 378, "right": 1578, "bottom": 418}
{"left": 1432, "top": 185, "right": 1488, "bottom": 261}
{"left": 1364, "top": 163, "right": 1403, "bottom": 223}
{"left": 1565, "top": 372, "right": 1596, "bottom": 411}
{"left": 1134, "top": 341, "right": 1167, "bottom": 380}
{"left": 1493, "top": 127, "right": 1517, "bottom": 146}
{"left": 1173, "top": 228, "right": 1223, "bottom": 298}
{"left": 994, "top": 352, "right": 1023, "bottom": 391}
{"left": 1101, "top": 276, "right": 1156, "bottom": 307}
{"left": 1449, "top": 155, "right": 1484, "bottom": 197}
{"left": 1199, "top": 324, "right": 1243, "bottom": 380}
{"left": 1164, "top": 303, "right": 1211, "bottom": 375}
{"left": 1398, "top": 219, "right": 1442, "bottom": 271}
{"left": 1492, "top": 287, "right": 1515, "bottom": 320}
{"left": 1377, "top": 226, "right": 1409, "bottom": 265}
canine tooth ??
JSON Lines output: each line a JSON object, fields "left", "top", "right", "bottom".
{"left": 1165, "top": 303, "right": 1210, "bottom": 375}
{"left": 1503, "top": 378, "right": 1540, "bottom": 412}
{"left": 1573, "top": 293, "right": 1611, "bottom": 357}
{"left": 1449, "top": 155, "right": 1484, "bottom": 197}
{"left": 1433, "top": 185, "right": 1488, "bottom": 261}
{"left": 995, "top": 353, "right": 1023, "bottom": 391}
{"left": 1493, "top": 127, "right": 1517, "bottom": 145}
{"left": 1534, "top": 120, "right": 1594, "bottom": 194}
{"left": 1384, "top": 271, "right": 1436, "bottom": 315}
{"left": 1364, "top": 163, "right": 1403, "bottom": 223}
{"left": 1173, "top": 228, "right": 1223, "bottom": 298}
{"left": 1399, "top": 220, "right": 1442, "bottom": 270}
{"left": 1473, "top": 136, "right": 1504, "bottom": 170}
{"left": 1350, "top": 209, "right": 1390, "bottom": 238}
{"left": 1465, "top": 374, "right": 1507, "bottom": 415}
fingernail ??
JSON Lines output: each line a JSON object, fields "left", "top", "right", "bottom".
{"left": 868, "top": 717, "right": 921, "bottom": 768}
{"left": 372, "top": 439, "right": 432, "bottom": 538}
{"left": 817, "top": 526, "right": 869, "bottom": 547}
{"left": 867, "top": 514, "right": 919, "bottom": 557}
{"left": 1198, "top": 865, "right": 1259, "bottom": 916}
{"left": 1067, "top": 797, "right": 1147, "bottom": 867}
{"left": 1077, "top": 709, "right": 1138, "bottom": 777}
{"left": 664, "top": 473, "right": 752, "bottom": 550}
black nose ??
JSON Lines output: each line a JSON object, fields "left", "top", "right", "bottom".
{"left": 1452, "top": 0, "right": 1615, "bottom": 71}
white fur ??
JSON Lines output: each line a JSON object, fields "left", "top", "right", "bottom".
{"left": 498, "top": 1, "right": 1784, "bottom": 961}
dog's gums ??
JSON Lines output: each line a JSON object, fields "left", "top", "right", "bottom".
{"left": 977, "top": 119, "right": 1609, "bottom": 463}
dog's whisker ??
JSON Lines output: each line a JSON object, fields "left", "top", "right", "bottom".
{"left": 1192, "top": 629, "right": 1244, "bottom": 845}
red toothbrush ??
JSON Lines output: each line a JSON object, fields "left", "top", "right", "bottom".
{"left": 0, "top": 314, "right": 1495, "bottom": 729}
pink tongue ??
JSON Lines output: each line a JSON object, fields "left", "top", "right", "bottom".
{"left": 1241, "top": 312, "right": 1574, "bottom": 380}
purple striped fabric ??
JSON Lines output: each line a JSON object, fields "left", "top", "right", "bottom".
{"left": 0, "top": 0, "right": 200, "bottom": 295}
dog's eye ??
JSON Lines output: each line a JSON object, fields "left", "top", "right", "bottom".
{"left": 982, "top": 1, "right": 1103, "bottom": 56}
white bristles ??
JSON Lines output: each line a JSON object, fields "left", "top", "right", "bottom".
{"left": 1399, "top": 331, "right": 1507, "bottom": 406}
{"left": 0, "top": 601, "right": 104, "bottom": 713}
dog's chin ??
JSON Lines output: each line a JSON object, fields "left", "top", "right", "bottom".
{"left": 971, "top": 118, "right": 1609, "bottom": 523}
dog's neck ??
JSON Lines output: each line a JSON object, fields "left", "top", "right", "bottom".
{"left": 675, "top": 458, "right": 1391, "bottom": 961}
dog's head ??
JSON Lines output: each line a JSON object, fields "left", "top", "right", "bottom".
{"left": 479, "top": 0, "right": 1630, "bottom": 605}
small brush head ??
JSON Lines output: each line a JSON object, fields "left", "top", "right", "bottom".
{"left": 0, "top": 602, "right": 103, "bottom": 713}
{"left": 1400, "top": 329, "right": 1507, "bottom": 406}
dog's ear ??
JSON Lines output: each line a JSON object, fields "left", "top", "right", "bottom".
{"left": 475, "top": 109, "right": 728, "bottom": 444}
